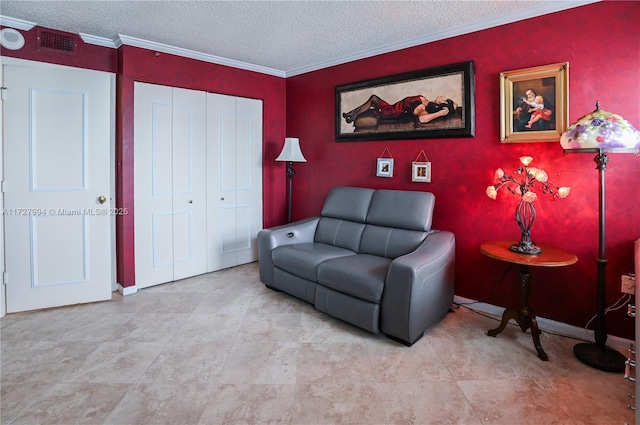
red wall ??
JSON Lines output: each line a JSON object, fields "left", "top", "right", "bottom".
{"left": 2, "top": 1, "right": 639, "bottom": 339}
{"left": 285, "top": 1, "right": 640, "bottom": 339}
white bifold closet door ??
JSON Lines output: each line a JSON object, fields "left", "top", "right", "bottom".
{"left": 134, "top": 82, "right": 207, "bottom": 289}
{"left": 206, "top": 93, "right": 263, "bottom": 271}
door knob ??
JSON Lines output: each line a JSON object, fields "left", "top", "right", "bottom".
{"left": 98, "top": 196, "right": 107, "bottom": 204}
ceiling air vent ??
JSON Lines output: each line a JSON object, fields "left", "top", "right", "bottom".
{"left": 36, "top": 28, "right": 78, "bottom": 55}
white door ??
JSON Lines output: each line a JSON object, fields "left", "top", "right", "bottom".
{"left": 207, "top": 93, "right": 263, "bottom": 271}
{"left": 3, "top": 60, "right": 114, "bottom": 313}
{"left": 134, "top": 82, "right": 207, "bottom": 288}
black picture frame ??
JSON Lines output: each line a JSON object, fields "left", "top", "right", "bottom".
{"left": 336, "top": 61, "right": 475, "bottom": 142}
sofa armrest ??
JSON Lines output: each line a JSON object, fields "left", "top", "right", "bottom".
{"left": 257, "top": 217, "right": 320, "bottom": 285}
{"left": 381, "top": 230, "right": 455, "bottom": 345}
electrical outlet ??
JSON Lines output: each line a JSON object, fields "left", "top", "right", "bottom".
{"left": 621, "top": 274, "right": 635, "bottom": 294}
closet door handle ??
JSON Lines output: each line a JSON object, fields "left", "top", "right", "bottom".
{"left": 188, "top": 200, "right": 193, "bottom": 204}
{"left": 221, "top": 197, "right": 225, "bottom": 201}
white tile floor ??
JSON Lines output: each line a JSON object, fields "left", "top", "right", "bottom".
{"left": 1, "top": 263, "right": 635, "bottom": 424}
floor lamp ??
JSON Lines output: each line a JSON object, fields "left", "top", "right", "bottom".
{"left": 276, "top": 137, "right": 307, "bottom": 223}
{"left": 560, "top": 102, "right": 640, "bottom": 372}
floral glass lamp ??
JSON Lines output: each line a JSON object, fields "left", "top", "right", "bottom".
{"left": 486, "top": 156, "right": 570, "bottom": 255}
{"left": 561, "top": 101, "right": 640, "bottom": 372}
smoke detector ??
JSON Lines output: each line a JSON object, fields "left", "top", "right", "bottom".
{"left": 0, "top": 28, "right": 25, "bottom": 50}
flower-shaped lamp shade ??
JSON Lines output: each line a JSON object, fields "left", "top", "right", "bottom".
{"left": 276, "top": 137, "right": 307, "bottom": 162}
{"left": 560, "top": 102, "right": 640, "bottom": 153}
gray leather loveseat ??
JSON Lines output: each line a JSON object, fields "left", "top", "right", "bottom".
{"left": 257, "top": 186, "right": 455, "bottom": 346}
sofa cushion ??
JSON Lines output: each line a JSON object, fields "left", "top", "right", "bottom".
{"left": 314, "top": 217, "right": 365, "bottom": 252}
{"left": 360, "top": 225, "right": 427, "bottom": 259}
{"left": 273, "top": 268, "right": 317, "bottom": 304}
{"left": 315, "top": 285, "right": 380, "bottom": 333}
{"left": 317, "top": 254, "right": 392, "bottom": 303}
{"left": 321, "top": 186, "right": 375, "bottom": 222}
{"left": 366, "top": 190, "right": 435, "bottom": 231}
{"left": 272, "top": 243, "right": 355, "bottom": 282}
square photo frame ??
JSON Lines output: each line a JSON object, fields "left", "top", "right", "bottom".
{"left": 376, "top": 158, "right": 394, "bottom": 178}
{"left": 500, "top": 62, "right": 569, "bottom": 143}
{"left": 412, "top": 162, "right": 431, "bottom": 182}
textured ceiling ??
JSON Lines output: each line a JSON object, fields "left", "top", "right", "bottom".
{"left": 1, "top": 0, "right": 597, "bottom": 76}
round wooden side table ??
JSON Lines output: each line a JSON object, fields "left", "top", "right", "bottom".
{"left": 480, "top": 240, "right": 578, "bottom": 361}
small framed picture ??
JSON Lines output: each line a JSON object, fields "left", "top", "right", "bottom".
{"left": 412, "top": 162, "right": 431, "bottom": 182}
{"left": 376, "top": 158, "right": 394, "bottom": 178}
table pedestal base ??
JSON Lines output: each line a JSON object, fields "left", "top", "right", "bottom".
{"left": 487, "top": 306, "right": 548, "bottom": 361}
{"left": 486, "top": 264, "right": 548, "bottom": 361}
{"left": 480, "top": 241, "right": 577, "bottom": 363}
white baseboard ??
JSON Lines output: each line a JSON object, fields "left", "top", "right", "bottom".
{"left": 118, "top": 283, "right": 138, "bottom": 296}
{"left": 453, "top": 295, "right": 633, "bottom": 352}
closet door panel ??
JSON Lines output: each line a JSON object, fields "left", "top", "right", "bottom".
{"left": 171, "top": 88, "right": 207, "bottom": 281}
{"left": 152, "top": 104, "right": 174, "bottom": 194}
{"left": 135, "top": 83, "right": 175, "bottom": 286}
{"left": 233, "top": 105, "right": 255, "bottom": 259}
{"left": 220, "top": 205, "right": 240, "bottom": 252}
{"left": 153, "top": 212, "right": 175, "bottom": 268}
{"left": 235, "top": 112, "right": 251, "bottom": 189}
{"left": 235, "top": 97, "right": 263, "bottom": 265}
{"left": 220, "top": 109, "right": 237, "bottom": 190}
{"left": 171, "top": 105, "right": 192, "bottom": 192}
{"left": 235, "top": 204, "right": 252, "bottom": 250}
{"left": 206, "top": 93, "right": 262, "bottom": 272}
{"left": 207, "top": 93, "right": 237, "bottom": 271}
{"left": 172, "top": 211, "right": 193, "bottom": 262}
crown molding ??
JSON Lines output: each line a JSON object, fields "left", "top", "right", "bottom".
{"left": 116, "top": 34, "right": 286, "bottom": 78}
{"left": 2, "top": 0, "right": 600, "bottom": 78}
{"left": 79, "top": 33, "right": 117, "bottom": 49}
{"left": 0, "top": 15, "right": 36, "bottom": 31}
{"left": 284, "top": 0, "right": 600, "bottom": 77}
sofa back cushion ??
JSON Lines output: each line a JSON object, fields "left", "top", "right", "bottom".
{"left": 321, "top": 187, "right": 375, "bottom": 222}
{"left": 360, "top": 226, "right": 427, "bottom": 259}
{"left": 315, "top": 217, "right": 365, "bottom": 252}
{"left": 366, "top": 190, "right": 435, "bottom": 231}
{"left": 314, "top": 187, "right": 374, "bottom": 252}
{"left": 359, "top": 189, "right": 434, "bottom": 258}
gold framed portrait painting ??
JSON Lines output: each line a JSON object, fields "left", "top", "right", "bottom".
{"left": 500, "top": 62, "right": 569, "bottom": 143}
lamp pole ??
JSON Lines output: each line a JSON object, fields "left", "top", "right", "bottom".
{"left": 286, "top": 161, "right": 295, "bottom": 223}
{"left": 594, "top": 152, "right": 608, "bottom": 350}
{"left": 573, "top": 151, "right": 626, "bottom": 372}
